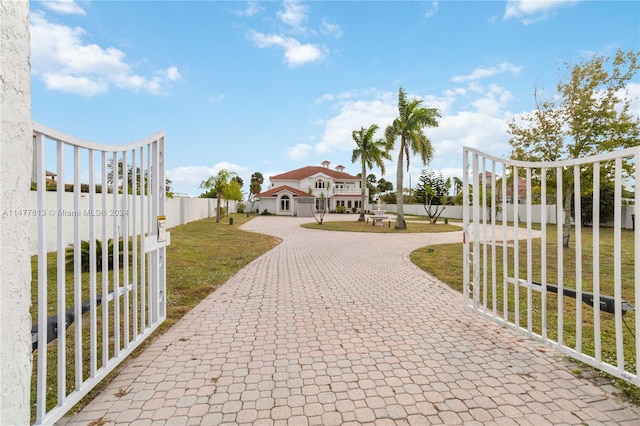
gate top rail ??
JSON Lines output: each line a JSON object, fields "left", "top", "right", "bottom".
{"left": 33, "top": 121, "right": 165, "bottom": 152}
{"left": 463, "top": 145, "right": 639, "bottom": 168}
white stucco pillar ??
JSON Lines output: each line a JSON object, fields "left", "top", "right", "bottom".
{"left": 0, "top": 1, "right": 33, "bottom": 424}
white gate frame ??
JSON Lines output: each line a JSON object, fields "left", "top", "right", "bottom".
{"left": 32, "top": 122, "right": 170, "bottom": 425}
{"left": 463, "top": 146, "right": 639, "bottom": 386}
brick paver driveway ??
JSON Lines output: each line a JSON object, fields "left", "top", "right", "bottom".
{"left": 62, "top": 215, "right": 640, "bottom": 425}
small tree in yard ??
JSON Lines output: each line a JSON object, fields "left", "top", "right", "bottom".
{"left": 199, "top": 169, "right": 235, "bottom": 223}
{"left": 223, "top": 179, "right": 243, "bottom": 217}
{"left": 415, "top": 170, "right": 448, "bottom": 224}
{"left": 508, "top": 49, "right": 639, "bottom": 248}
{"left": 312, "top": 192, "right": 328, "bottom": 225}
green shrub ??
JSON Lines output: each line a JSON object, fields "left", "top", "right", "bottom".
{"left": 336, "top": 206, "right": 347, "bottom": 213}
{"left": 237, "top": 203, "right": 246, "bottom": 213}
{"left": 65, "top": 239, "right": 131, "bottom": 272}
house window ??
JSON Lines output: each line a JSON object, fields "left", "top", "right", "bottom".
{"left": 280, "top": 195, "right": 290, "bottom": 211}
{"left": 315, "top": 180, "right": 325, "bottom": 189}
{"left": 347, "top": 201, "right": 352, "bottom": 208}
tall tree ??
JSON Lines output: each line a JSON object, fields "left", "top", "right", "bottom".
{"left": 249, "top": 172, "right": 264, "bottom": 195}
{"left": 376, "top": 178, "right": 393, "bottom": 195}
{"left": 508, "top": 49, "right": 639, "bottom": 247}
{"left": 199, "top": 169, "right": 235, "bottom": 223}
{"left": 248, "top": 172, "right": 264, "bottom": 211}
{"left": 351, "top": 124, "right": 391, "bottom": 221}
{"left": 385, "top": 87, "right": 441, "bottom": 229}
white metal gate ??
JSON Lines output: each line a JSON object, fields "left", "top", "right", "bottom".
{"left": 463, "top": 146, "right": 639, "bottom": 386}
{"left": 31, "top": 122, "right": 170, "bottom": 425}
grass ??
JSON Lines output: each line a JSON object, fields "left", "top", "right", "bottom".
{"left": 31, "top": 213, "right": 279, "bottom": 422}
{"left": 411, "top": 224, "right": 640, "bottom": 404}
{"left": 301, "top": 219, "right": 460, "bottom": 233}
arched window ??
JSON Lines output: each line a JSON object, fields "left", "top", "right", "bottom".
{"left": 315, "top": 180, "right": 325, "bottom": 189}
{"left": 280, "top": 195, "right": 290, "bottom": 211}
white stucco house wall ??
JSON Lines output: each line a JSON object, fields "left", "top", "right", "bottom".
{"left": 257, "top": 161, "right": 367, "bottom": 217}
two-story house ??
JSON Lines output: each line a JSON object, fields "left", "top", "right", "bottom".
{"left": 257, "top": 160, "right": 367, "bottom": 217}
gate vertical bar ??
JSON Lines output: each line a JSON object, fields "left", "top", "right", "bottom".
{"left": 613, "top": 158, "right": 623, "bottom": 369}
{"left": 56, "top": 141, "right": 66, "bottom": 402}
{"left": 540, "top": 167, "right": 548, "bottom": 340}
{"left": 574, "top": 165, "right": 583, "bottom": 353}
{"left": 481, "top": 158, "right": 487, "bottom": 311}
{"left": 513, "top": 166, "right": 519, "bottom": 328}
{"left": 150, "top": 141, "right": 159, "bottom": 323}
{"left": 101, "top": 152, "right": 109, "bottom": 369}
{"left": 131, "top": 149, "right": 138, "bottom": 339}
{"left": 490, "top": 160, "right": 497, "bottom": 316}
{"left": 526, "top": 167, "right": 532, "bottom": 332}
{"left": 122, "top": 151, "right": 130, "bottom": 349}
{"left": 592, "top": 162, "right": 602, "bottom": 361}
{"left": 88, "top": 149, "right": 97, "bottom": 377}
{"left": 35, "top": 132, "right": 47, "bottom": 424}
{"left": 158, "top": 136, "right": 167, "bottom": 320}
{"left": 112, "top": 151, "right": 120, "bottom": 357}
{"left": 502, "top": 164, "right": 508, "bottom": 322}
{"left": 73, "top": 146, "right": 82, "bottom": 389}
{"left": 462, "top": 149, "right": 470, "bottom": 307}
{"left": 472, "top": 153, "right": 480, "bottom": 308}
{"left": 556, "top": 166, "right": 564, "bottom": 345}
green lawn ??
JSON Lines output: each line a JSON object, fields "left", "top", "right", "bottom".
{"left": 31, "top": 213, "right": 279, "bottom": 421}
{"left": 301, "top": 219, "right": 460, "bottom": 233}
{"left": 411, "top": 224, "right": 640, "bottom": 404}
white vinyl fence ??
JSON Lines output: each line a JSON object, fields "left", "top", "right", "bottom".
{"left": 463, "top": 146, "right": 639, "bottom": 386}
{"left": 27, "top": 194, "right": 236, "bottom": 255}
{"left": 31, "top": 123, "right": 170, "bottom": 425}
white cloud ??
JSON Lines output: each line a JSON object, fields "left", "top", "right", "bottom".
{"left": 452, "top": 62, "right": 522, "bottom": 83}
{"left": 315, "top": 93, "right": 397, "bottom": 155}
{"left": 471, "top": 84, "right": 514, "bottom": 116}
{"left": 209, "top": 93, "right": 226, "bottom": 103}
{"left": 286, "top": 143, "right": 313, "bottom": 161}
{"left": 277, "top": 0, "right": 309, "bottom": 33}
{"left": 165, "top": 66, "right": 181, "bottom": 81}
{"left": 504, "top": 0, "right": 579, "bottom": 24}
{"left": 41, "top": 0, "right": 86, "bottom": 15}
{"left": 248, "top": 30, "right": 326, "bottom": 67}
{"left": 168, "top": 162, "right": 250, "bottom": 195}
{"left": 41, "top": 72, "right": 107, "bottom": 96}
{"left": 235, "top": 1, "right": 262, "bottom": 17}
{"left": 425, "top": 1, "right": 439, "bottom": 18}
{"left": 314, "top": 85, "right": 517, "bottom": 187}
{"left": 321, "top": 18, "right": 343, "bottom": 38}
{"left": 30, "top": 12, "right": 181, "bottom": 96}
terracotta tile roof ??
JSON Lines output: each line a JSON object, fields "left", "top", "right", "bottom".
{"left": 271, "top": 166, "right": 358, "bottom": 181}
{"left": 257, "top": 185, "right": 312, "bottom": 198}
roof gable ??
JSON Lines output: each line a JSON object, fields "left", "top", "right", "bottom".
{"left": 271, "top": 166, "right": 358, "bottom": 181}
{"left": 257, "top": 185, "right": 312, "bottom": 198}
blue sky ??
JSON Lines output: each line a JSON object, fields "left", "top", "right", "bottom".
{"left": 30, "top": 0, "right": 640, "bottom": 197}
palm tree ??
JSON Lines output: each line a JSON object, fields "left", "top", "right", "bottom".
{"left": 351, "top": 124, "right": 391, "bottom": 221}
{"left": 385, "top": 87, "right": 441, "bottom": 229}
{"left": 200, "top": 169, "right": 234, "bottom": 222}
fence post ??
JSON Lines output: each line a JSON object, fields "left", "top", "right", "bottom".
{"left": 0, "top": 1, "right": 32, "bottom": 424}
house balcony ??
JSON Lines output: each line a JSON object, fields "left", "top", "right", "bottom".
{"left": 332, "top": 188, "right": 362, "bottom": 195}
